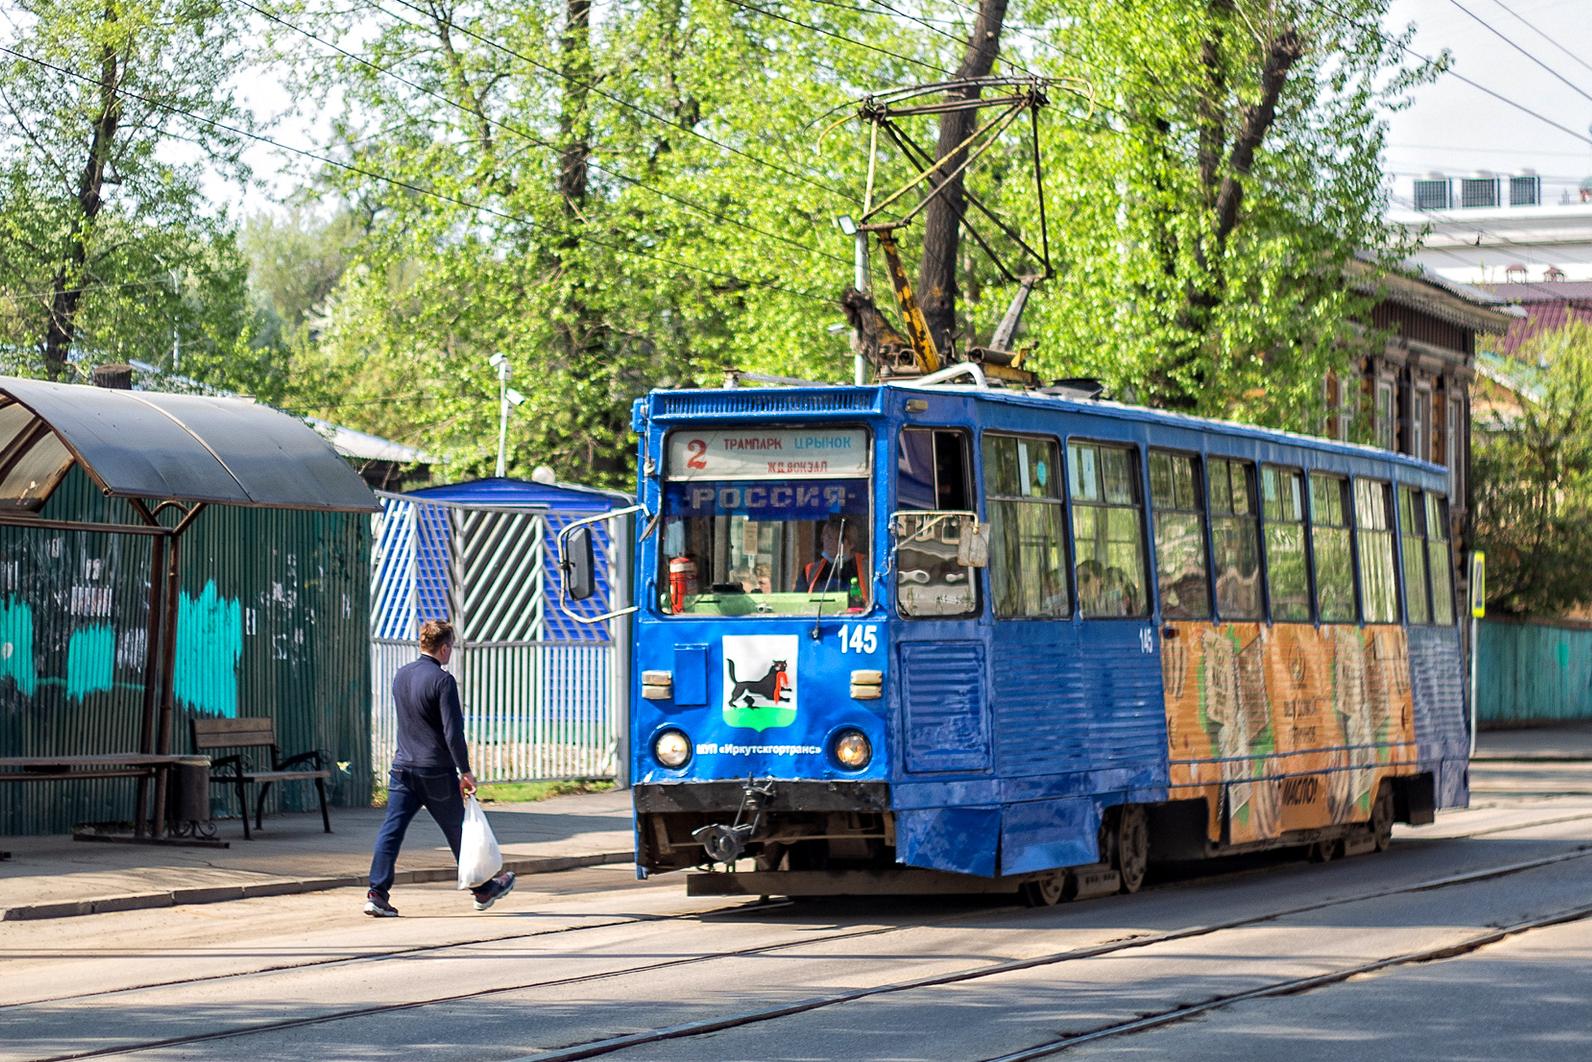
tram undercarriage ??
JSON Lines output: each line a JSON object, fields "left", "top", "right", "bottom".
{"left": 637, "top": 773, "right": 1438, "bottom": 907}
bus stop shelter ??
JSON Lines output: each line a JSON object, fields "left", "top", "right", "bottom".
{"left": 0, "top": 376, "right": 377, "bottom": 839}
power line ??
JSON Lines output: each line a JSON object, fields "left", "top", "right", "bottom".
{"left": 0, "top": 43, "right": 836, "bottom": 306}
{"left": 1437, "top": 0, "right": 1592, "bottom": 106}
{"left": 378, "top": 0, "right": 852, "bottom": 201}
{"left": 0, "top": 274, "right": 183, "bottom": 306}
{"left": 1301, "top": 0, "right": 1592, "bottom": 148}
{"left": 722, "top": 0, "right": 956, "bottom": 78}
{"left": 229, "top": 0, "right": 848, "bottom": 266}
{"left": 1482, "top": 0, "right": 1592, "bottom": 83}
{"left": 801, "top": 0, "right": 1042, "bottom": 79}
{"left": 1386, "top": 142, "right": 1592, "bottom": 160}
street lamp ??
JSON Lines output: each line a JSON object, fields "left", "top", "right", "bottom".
{"left": 489, "top": 353, "right": 524, "bottom": 477}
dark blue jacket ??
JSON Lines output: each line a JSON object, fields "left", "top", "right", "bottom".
{"left": 390, "top": 655, "right": 471, "bottom": 775}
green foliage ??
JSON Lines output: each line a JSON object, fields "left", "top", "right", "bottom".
{"left": 0, "top": 0, "right": 276, "bottom": 393}
{"left": 1473, "top": 321, "right": 1592, "bottom": 617}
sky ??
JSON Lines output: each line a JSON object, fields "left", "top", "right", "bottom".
{"left": 1383, "top": 0, "right": 1592, "bottom": 208}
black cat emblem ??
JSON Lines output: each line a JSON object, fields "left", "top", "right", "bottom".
{"left": 726, "top": 659, "right": 791, "bottom": 708}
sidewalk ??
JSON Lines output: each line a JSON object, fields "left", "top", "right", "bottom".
{"left": 0, "top": 788, "right": 635, "bottom": 922}
{"left": 1474, "top": 722, "right": 1592, "bottom": 761}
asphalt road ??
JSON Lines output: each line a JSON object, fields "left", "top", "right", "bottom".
{"left": 4, "top": 769, "right": 1591, "bottom": 1062}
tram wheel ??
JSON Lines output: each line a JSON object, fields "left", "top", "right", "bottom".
{"left": 1307, "top": 837, "right": 1343, "bottom": 863}
{"left": 1111, "top": 805, "right": 1150, "bottom": 895}
{"left": 1019, "top": 872, "right": 1067, "bottom": 908}
{"left": 1370, "top": 784, "right": 1395, "bottom": 853}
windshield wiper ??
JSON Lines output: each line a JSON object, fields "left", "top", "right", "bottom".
{"left": 809, "top": 514, "right": 847, "bottom": 641}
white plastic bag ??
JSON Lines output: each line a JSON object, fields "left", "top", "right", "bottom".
{"left": 457, "top": 795, "right": 503, "bottom": 890}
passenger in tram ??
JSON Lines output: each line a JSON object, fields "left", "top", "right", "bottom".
{"left": 1077, "top": 558, "right": 1106, "bottom": 614}
{"left": 1104, "top": 567, "right": 1140, "bottom": 616}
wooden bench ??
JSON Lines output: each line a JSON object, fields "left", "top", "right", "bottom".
{"left": 191, "top": 718, "right": 332, "bottom": 840}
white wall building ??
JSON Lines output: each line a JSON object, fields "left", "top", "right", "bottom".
{"left": 1390, "top": 172, "right": 1592, "bottom": 285}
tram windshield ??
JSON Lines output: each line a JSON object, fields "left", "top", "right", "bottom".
{"left": 659, "top": 428, "right": 872, "bottom": 616}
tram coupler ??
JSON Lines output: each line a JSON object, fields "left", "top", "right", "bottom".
{"left": 692, "top": 776, "right": 776, "bottom": 865}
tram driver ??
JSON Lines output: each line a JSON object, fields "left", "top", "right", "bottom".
{"left": 802, "top": 516, "right": 869, "bottom": 605}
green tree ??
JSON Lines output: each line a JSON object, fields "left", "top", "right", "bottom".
{"left": 1009, "top": 0, "right": 1434, "bottom": 428}
{"left": 0, "top": 0, "right": 271, "bottom": 393}
{"left": 1473, "top": 321, "right": 1592, "bottom": 617}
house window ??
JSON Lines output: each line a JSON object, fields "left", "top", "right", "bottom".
{"left": 1447, "top": 396, "right": 1465, "bottom": 501}
{"left": 1414, "top": 178, "right": 1451, "bottom": 211}
{"left": 1413, "top": 385, "right": 1433, "bottom": 462}
{"left": 1460, "top": 176, "right": 1500, "bottom": 208}
{"left": 1375, "top": 379, "right": 1396, "bottom": 451}
{"left": 1510, "top": 175, "right": 1541, "bottom": 207}
{"left": 1323, "top": 373, "right": 1351, "bottom": 441}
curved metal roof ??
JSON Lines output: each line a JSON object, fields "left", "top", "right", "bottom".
{"left": 0, "top": 376, "right": 378, "bottom": 512}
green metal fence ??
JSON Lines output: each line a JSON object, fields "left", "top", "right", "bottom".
{"left": 1477, "top": 617, "right": 1592, "bottom": 727}
{"left": 0, "top": 467, "right": 372, "bottom": 834}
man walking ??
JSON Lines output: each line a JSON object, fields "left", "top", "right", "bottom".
{"left": 365, "top": 619, "right": 516, "bottom": 917}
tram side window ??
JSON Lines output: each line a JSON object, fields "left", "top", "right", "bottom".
{"left": 1210, "top": 458, "right": 1262, "bottom": 620}
{"left": 1355, "top": 478, "right": 1399, "bottom": 624}
{"left": 1310, "top": 474, "right": 1357, "bottom": 622}
{"left": 1261, "top": 466, "right": 1311, "bottom": 621}
{"left": 895, "top": 428, "right": 978, "bottom": 618}
{"left": 983, "top": 434, "right": 1069, "bottom": 618}
{"left": 1398, "top": 486, "right": 1432, "bottom": 625}
{"left": 1069, "top": 441, "right": 1148, "bottom": 617}
{"left": 1148, "top": 450, "right": 1209, "bottom": 620}
{"left": 1426, "top": 493, "right": 1456, "bottom": 625}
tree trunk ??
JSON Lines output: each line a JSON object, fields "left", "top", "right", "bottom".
{"left": 43, "top": 15, "right": 121, "bottom": 380}
{"left": 916, "top": 0, "right": 1008, "bottom": 355}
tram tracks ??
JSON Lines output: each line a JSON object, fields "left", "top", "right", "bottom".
{"left": 984, "top": 900, "right": 1592, "bottom": 1060}
{"left": 521, "top": 842, "right": 1592, "bottom": 1061}
{"left": 19, "top": 809, "right": 1592, "bottom": 1062}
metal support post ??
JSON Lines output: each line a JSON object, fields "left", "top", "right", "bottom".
{"left": 853, "top": 230, "right": 870, "bottom": 386}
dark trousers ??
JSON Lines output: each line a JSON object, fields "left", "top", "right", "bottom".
{"left": 368, "top": 767, "right": 489, "bottom": 899}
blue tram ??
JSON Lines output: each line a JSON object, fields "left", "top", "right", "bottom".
{"left": 582, "top": 377, "right": 1469, "bottom": 902}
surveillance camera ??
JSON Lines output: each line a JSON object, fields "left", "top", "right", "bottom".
{"left": 488, "top": 352, "right": 508, "bottom": 369}
{"left": 505, "top": 387, "right": 526, "bottom": 407}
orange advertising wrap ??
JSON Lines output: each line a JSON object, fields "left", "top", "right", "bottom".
{"left": 1163, "top": 622, "right": 1417, "bottom": 845}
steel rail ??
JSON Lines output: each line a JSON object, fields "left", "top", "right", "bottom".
{"left": 986, "top": 901, "right": 1592, "bottom": 1059}
{"left": 30, "top": 810, "right": 1592, "bottom": 1062}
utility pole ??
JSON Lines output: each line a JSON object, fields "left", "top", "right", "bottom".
{"left": 491, "top": 352, "right": 511, "bottom": 478}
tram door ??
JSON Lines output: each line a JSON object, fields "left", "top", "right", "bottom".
{"left": 893, "top": 427, "right": 990, "bottom": 775}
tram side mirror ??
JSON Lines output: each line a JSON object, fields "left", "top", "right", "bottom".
{"left": 561, "top": 526, "right": 597, "bottom": 601}
{"left": 956, "top": 516, "right": 989, "bottom": 568}
{"left": 1469, "top": 550, "right": 1486, "bottom": 619}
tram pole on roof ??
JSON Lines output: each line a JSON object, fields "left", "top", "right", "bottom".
{"left": 831, "top": 77, "right": 1068, "bottom": 388}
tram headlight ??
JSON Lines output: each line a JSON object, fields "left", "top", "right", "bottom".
{"left": 832, "top": 729, "right": 872, "bottom": 770}
{"left": 653, "top": 729, "right": 691, "bottom": 769}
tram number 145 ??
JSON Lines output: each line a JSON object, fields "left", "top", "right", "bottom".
{"left": 837, "top": 626, "right": 879, "bottom": 654}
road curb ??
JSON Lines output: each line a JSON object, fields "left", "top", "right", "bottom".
{"left": 0, "top": 850, "right": 634, "bottom": 922}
